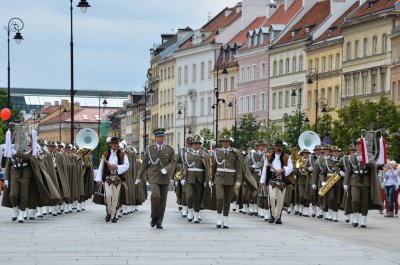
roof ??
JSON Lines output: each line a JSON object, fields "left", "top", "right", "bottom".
{"left": 239, "top": 0, "right": 302, "bottom": 51}
{"left": 315, "top": 2, "right": 360, "bottom": 43}
{"left": 347, "top": 0, "right": 398, "bottom": 20}
{"left": 228, "top": 16, "right": 267, "bottom": 46}
{"left": 40, "top": 107, "right": 117, "bottom": 125}
{"left": 41, "top": 105, "right": 60, "bottom": 114}
{"left": 275, "top": 0, "right": 331, "bottom": 46}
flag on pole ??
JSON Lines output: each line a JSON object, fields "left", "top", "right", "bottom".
{"left": 360, "top": 137, "right": 369, "bottom": 165}
{"left": 377, "top": 136, "right": 387, "bottom": 165}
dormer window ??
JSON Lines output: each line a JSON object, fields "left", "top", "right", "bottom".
{"left": 368, "top": 0, "right": 379, "bottom": 8}
{"left": 291, "top": 29, "right": 299, "bottom": 37}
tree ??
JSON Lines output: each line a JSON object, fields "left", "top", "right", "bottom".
{"left": 257, "top": 120, "right": 281, "bottom": 146}
{"left": 282, "top": 111, "right": 311, "bottom": 147}
{"left": 92, "top": 136, "right": 109, "bottom": 168}
{"left": 317, "top": 113, "right": 333, "bottom": 144}
{"left": 200, "top": 128, "right": 214, "bottom": 150}
{"left": 234, "top": 113, "right": 260, "bottom": 150}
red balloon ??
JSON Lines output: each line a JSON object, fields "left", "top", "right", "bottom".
{"left": 1, "top": 108, "right": 12, "bottom": 121}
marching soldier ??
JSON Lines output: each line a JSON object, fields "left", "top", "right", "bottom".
{"left": 260, "top": 140, "right": 293, "bottom": 225}
{"left": 175, "top": 136, "right": 193, "bottom": 217}
{"left": 95, "top": 137, "right": 130, "bottom": 223}
{"left": 307, "top": 145, "right": 322, "bottom": 217}
{"left": 311, "top": 146, "right": 329, "bottom": 219}
{"left": 209, "top": 135, "right": 242, "bottom": 229}
{"left": 342, "top": 140, "right": 381, "bottom": 228}
{"left": 182, "top": 135, "right": 210, "bottom": 223}
{"left": 294, "top": 149, "right": 311, "bottom": 217}
{"left": 137, "top": 128, "right": 175, "bottom": 229}
{"left": 328, "top": 147, "right": 342, "bottom": 222}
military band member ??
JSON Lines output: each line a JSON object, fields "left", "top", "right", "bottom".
{"left": 137, "top": 128, "right": 175, "bottom": 229}
{"left": 96, "top": 137, "right": 129, "bottom": 223}
{"left": 294, "top": 149, "right": 311, "bottom": 217}
{"left": 311, "top": 146, "right": 330, "bottom": 219}
{"left": 260, "top": 140, "right": 293, "bottom": 224}
{"left": 175, "top": 137, "right": 193, "bottom": 217}
{"left": 209, "top": 135, "right": 242, "bottom": 229}
{"left": 342, "top": 140, "right": 381, "bottom": 228}
{"left": 182, "top": 135, "right": 210, "bottom": 223}
{"left": 307, "top": 145, "right": 321, "bottom": 217}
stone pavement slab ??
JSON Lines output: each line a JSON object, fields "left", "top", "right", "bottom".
{"left": 0, "top": 192, "right": 399, "bottom": 265}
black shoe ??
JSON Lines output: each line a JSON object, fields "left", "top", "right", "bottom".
{"left": 156, "top": 224, "right": 163, "bottom": 229}
{"left": 294, "top": 211, "right": 299, "bottom": 215}
{"left": 298, "top": 213, "right": 303, "bottom": 217}
{"left": 333, "top": 220, "right": 338, "bottom": 222}
{"left": 317, "top": 215, "right": 323, "bottom": 219}
{"left": 123, "top": 213, "right": 128, "bottom": 216}
{"left": 11, "top": 217, "right": 17, "bottom": 222}
{"left": 216, "top": 224, "right": 222, "bottom": 229}
{"left": 352, "top": 223, "right": 358, "bottom": 227}
{"left": 64, "top": 211, "right": 69, "bottom": 214}
{"left": 82, "top": 209, "right": 86, "bottom": 211}
{"left": 303, "top": 215, "right": 309, "bottom": 218}
{"left": 38, "top": 215, "right": 44, "bottom": 218}
{"left": 178, "top": 206, "right": 182, "bottom": 211}
{"left": 52, "top": 214, "right": 57, "bottom": 217}
{"left": 194, "top": 220, "right": 200, "bottom": 224}
{"left": 361, "top": 225, "right": 366, "bottom": 228}
{"left": 57, "top": 212, "right": 62, "bottom": 215}
{"left": 268, "top": 217, "right": 275, "bottom": 224}
{"left": 345, "top": 219, "right": 350, "bottom": 223}
{"left": 105, "top": 214, "right": 111, "bottom": 222}
{"left": 223, "top": 225, "right": 229, "bottom": 229}
{"left": 29, "top": 217, "right": 35, "bottom": 220}
{"left": 24, "top": 217, "right": 27, "bottom": 220}
{"left": 188, "top": 218, "right": 193, "bottom": 223}
{"left": 233, "top": 208, "right": 236, "bottom": 212}
{"left": 275, "top": 218, "right": 282, "bottom": 224}
{"left": 77, "top": 210, "right": 81, "bottom": 213}
{"left": 18, "top": 220, "right": 24, "bottom": 223}
{"left": 43, "top": 213, "right": 47, "bottom": 216}
{"left": 312, "top": 214, "right": 316, "bottom": 218}
{"left": 111, "top": 218, "right": 118, "bottom": 223}
{"left": 150, "top": 218, "right": 156, "bottom": 227}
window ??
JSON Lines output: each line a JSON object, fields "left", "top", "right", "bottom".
{"left": 224, "top": 78, "right": 228, "bottom": 92}
{"left": 292, "top": 57, "right": 297, "bottom": 72}
{"left": 273, "top": 61, "right": 277, "bottom": 76}
{"left": 284, "top": 91, "right": 289, "bottom": 107}
{"left": 392, "top": 82, "right": 396, "bottom": 99}
{"left": 285, "top": 58, "right": 290, "bottom": 74}
{"left": 260, "top": 92, "right": 265, "bottom": 111}
{"left": 308, "top": 60, "right": 313, "bottom": 70}
{"left": 247, "top": 66, "right": 251, "bottom": 81}
{"left": 364, "top": 38, "right": 369, "bottom": 57}
{"left": 208, "top": 97, "right": 212, "bottom": 114}
{"left": 172, "top": 66, "right": 174, "bottom": 78}
{"left": 321, "top": 88, "right": 326, "bottom": 99}
{"left": 231, "top": 77, "right": 235, "bottom": 90}
{"left": 251, "top": 95, "right": 256, "bottom": 112}
{"left": 307, "top": 91, "right": 312, "bottom": 109}
{"left": 246, "top": 96, "right": 250, "bottom": 112}
{"left": 315, "top": 58, "right": 319, "bottom": 70}
{"left": 328, "top": 55, "right": 333, "bottom": 71}
{"left": 292, "top": 92, "right": 296, "bottom": 106}
{"left": 192, "top": 64, "right": 196, "bottom": 82}
{"left": 168, "top": 67, "right": 170, "bottom": 79}
{"left": 178, "top": 67, "right": 182, "bottom": 85}
{"left": 252, "top": 64, "right": 256, "bottom": 80}
{"left": 335, "top": 53, "right": 340, "bottom": 69}
{"left": 160, "top": 70, "right": 163, "bottom": 80}
{"left": 322, "top": 57, "right": 326, "bottom": 72}
{"left": 201, "top": 62, "right": 205, "bottom": 80}
{"left": 160, "top": 91, "right": 163, "bottom": 104}
{"left": 335, "top": 86, "right": 340, "bottom": 106}
{"left": 278, "top": 92, "right": 283, "bottom": 108}
{"left": 208, "top": 60, "right": 212, "bottom": 79}
{"left": 362, "top": 75, "right": 368, "bottom": 94}
{"left": 240, "top": 67, "right": 245, "bottom": 82}
{"left": 346, "top": 42, "right": 351, "bottom": 60}
{"left": 261, "top": 63, "right": 266, "bottom": 78}
{"left": 299, "top": 55, "right": 303, "bottom": 71}
{"left": 381, "top": 72, "right": 386, "bottom": 92}
{"left": 184, "top": 66, "right": 188, "bottom": 84}
{"left": 355, "top": 40, "right": 360, "bottom": 58}
{"left": 345, "top": 77, "right": 351, "bottom": 96}
{"left": 373, "top": 36, "right": 378, "bottom": 54}
{"left": 382, "top": 34, "right": 388, "bottom": 52}
{"left": 279, "top": 60, "right": 283, "bottom": 75}
{"left": 371, "top": 74, "right": 377, "bottom": 92}
{"left": 327, "top": 87, "right": 332, "bottom": 106}
{"left": 272, "top": 93, "right": 277, "bottom": 109}
{"left": 239, "top": 96, "right": 244, "bottom": 113}
{"left": 354, "top": 75, "right": 359, "bottom": 95}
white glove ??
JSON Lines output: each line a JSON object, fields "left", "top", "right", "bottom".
{"left": 252, "top": 164, "right": 259, "bottom": 169}
{"left": 175, "top": 181, "right": 178, "bottom": 186}
{"left": 308, "top": 167, "right": 314, "bottom": 171}
{"left": 343, "top": 184, "right": 349, "bottom": 191}
{"left": 312, "top": 184, "right": 317, "bottom": 190}
{"left": 4, "top": 180, "right": 9, "bottom": 188}
{"left": 357, "top": 156, "right": 362, "bottom": 162}
{"left": 339, "top": 171, "right": 345, "bottom": 177}
{"left": 322, "top": 182, "right": 326, "bottom": 187}
{"left": 134, "top": 179, "right": 141, "bottom": 185}
{"left": 181, "top": 179, "right": 186, "bottom": 186}
{"left": 161, "top": 168, "right": 167, "bottom": 175}
{"left": 235, "top": 182, "right": 241, "bottom": 187}
{"left": 208, "top": 181, "right": 213, "bottom": 189}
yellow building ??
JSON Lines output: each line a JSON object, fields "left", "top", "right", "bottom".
{"left": 305, "top": 3, "right": 359, "bottom": 124}
{"left": 341, "top": 1, "right": 399, "bottom": 105}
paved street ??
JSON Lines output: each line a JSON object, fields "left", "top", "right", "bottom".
{"left": 0, "top": 192, "right": 399, "bottom": 265}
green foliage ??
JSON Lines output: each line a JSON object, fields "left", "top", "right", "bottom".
{"left": 92, "top": 136, "right": 109, "bottom": 169}
{"left": 282, "top": 110, "right": 312, "bottom": 147}
{"left": 257, "top": 120, "right": 281, "bottom": 147}
{"left": 200, "top": 128, "right": 214, "bottom": 150}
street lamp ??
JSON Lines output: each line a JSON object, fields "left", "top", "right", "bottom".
{"left": 59, "top": 107, "right": 67, "bottom": 141}
{"left": 143, "top": 69, "right": 154, "bottom": 152}
{"left": 211, "top": 64, "right": 228, "bottom": 144}
{"left": 69, "top": 0, "right": 90, "bottom": 145}
{"left": 306, "top": 68, "right": 319, "bottom": 132}
{"left": 177, "top": 102, "right": 186, "bottom": 145}
{"left": 98, "top": 94, "right": 108, "bottom": 137}
{"left": 290, "top": 81, "right": 303, "bottom": 138}
{"left": 227, "top": 94, "right": 237, "bottom": 141}
{"left": 5, "top": 18, "right": 24, "bottom": 109}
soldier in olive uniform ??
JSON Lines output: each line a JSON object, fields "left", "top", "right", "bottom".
{"left": 294, "top": 149, "right": 311, "bottom": 217}
{"left": 175, "top": 137, "right": 193, "bottom": 217}
{"left": 311, "top": 146, "right": 331, "bottom": 219}
{"left": 247, "top": 140, "right": 267, "bottom": 218}
{"left": 307, "top": 145, "right": 322, "bottom": 217}
{"left": 209, "top": 135, "right": 242, "bottom": 229}
{"left": 182, "top": 135, "right": 210, "bottom": 223}
{"left": 342, "top": 140, "right": 381, "bottom": 228}
{"left": 137, "top": 128, "right": 175, "bottom": 229}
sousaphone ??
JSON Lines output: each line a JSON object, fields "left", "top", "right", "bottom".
{"left": 76, "top": 128, "right": 99, "bottom": 150}
{"left": 298, "top": 131, "right": 321, "bottom": 152}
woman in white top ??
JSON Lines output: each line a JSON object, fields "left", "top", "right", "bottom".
{"left": 383, "top": 161, "right": 400, "bottom": 217}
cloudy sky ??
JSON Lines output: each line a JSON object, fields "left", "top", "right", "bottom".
{"left": 0, "top": 0, "right": 238, "bottom": 92}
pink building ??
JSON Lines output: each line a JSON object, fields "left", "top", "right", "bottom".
{"left": 236, "top": 0, "right": 302, "bottom": 124}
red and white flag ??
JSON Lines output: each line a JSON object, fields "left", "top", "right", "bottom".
{"left": 377, "top": 136, "right": 387, "bottom": 165}
{"left": 360, "top": 137, "right": 369, "bottom": 165}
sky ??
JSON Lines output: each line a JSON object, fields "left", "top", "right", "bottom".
{"left": 0, "top": 0, "right": 239, "bottom": 92}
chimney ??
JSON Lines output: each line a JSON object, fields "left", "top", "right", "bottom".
{"left": 236, "top": 2, "right": 242, "bottom": 13}
{"left": 266, "top": 0, "right": 278, "bottom": 19}
{"left": 225, "top": 9, "right": 233, "bottom": 17}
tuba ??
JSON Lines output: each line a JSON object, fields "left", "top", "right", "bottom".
{"left": 76, "top": 128, "right": 99, "bottom": 150}
{"left": 12, "top": 123, "right": 30, "bottom": 153}
{"left": 298, "top": 131, "right": 321, "bottom": 152}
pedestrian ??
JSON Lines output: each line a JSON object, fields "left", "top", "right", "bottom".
{"left": 383, "top": 161, "right": 400, "bottom": 218}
